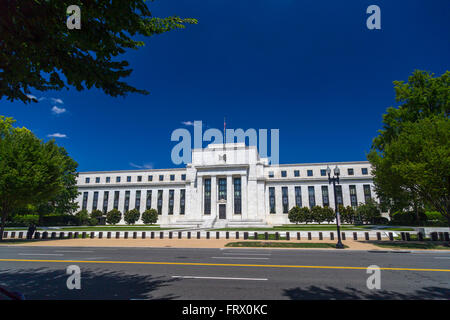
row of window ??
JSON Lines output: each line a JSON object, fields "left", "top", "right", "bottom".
{"left": 268, "top": 184, "right": 372, "bottom": 213}
{"left": 82, "top": 189, "right": 186, "bottom": 215}
{"left": 84, "top": 174, "right": 186, "bottom": 184}
{"left": 268, "top": 167, "right": 369, "bottom": 178}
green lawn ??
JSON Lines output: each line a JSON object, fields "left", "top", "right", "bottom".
{"left": 225, "top": 241, "right": 348, "bottom": 248}
{"left": 373, "top": 241, "right": 450, "bottom": 250}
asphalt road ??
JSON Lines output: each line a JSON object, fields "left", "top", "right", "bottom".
{"left": 0, "top": 246, "right": 449, "bottom": 300}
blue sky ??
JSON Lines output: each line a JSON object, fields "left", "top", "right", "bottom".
{"left": 1, "top": 0, "right": 449, "bottom": 171}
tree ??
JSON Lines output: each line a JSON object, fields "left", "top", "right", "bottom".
{"left": 124, "top": 208, "right": 140, "bottom": 225}
{"left": 356, "top": 199, "right": 381, "bottom": 224}
{"left": 288, "top": 206, "right": 301, "bottom": 224}
{"left": 0, "top": 1, "right": 197, "bottom": 103}
{"left": 311, "top": 206, "right": 325, "bottom": 224}
{"left": 299, "top": 207, "right": 312, "bottom": 224}
{"left": 322, "top": 206, "right": 336, "bottom": 224}
{"left": 142, "top": 209, "right": 158, "bottom": 225}
{"left": 368, "top": 70, "right": 449, "bottom": 226}
{"left": 91, "top": 209, "right": 103, "bottom": 219}
{"left": 106, "top": 209, "right": 122, "bottom": 225}
{"left": 339, "top": 205, "right": 355, "bottom": 224}
{"left": 0, "top": 116, "right": 75, "bottom": 239}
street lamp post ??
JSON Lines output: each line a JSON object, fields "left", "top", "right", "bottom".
{"left": 327, "top": 165, "right": 345, "bottom": 249}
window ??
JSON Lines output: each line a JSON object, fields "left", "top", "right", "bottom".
{"left": 281, "top": 170, "right": 287, "bottom": 177}
{"left": 135, "top": 190, "right": 141, "bottom": 211}
{"left": 157, "top": 190, "right": 163, "bottom": 214}
{"left": 137, "top": 176, "right": 142, "bottom": 182}
{"left": 294, "top": 170, "right": 300, "bottom": 177}
{"left": 307, "top": 170, "right": 313, "bottom": 177}
{"left": 336, "top": 185, "right": 343, "bottom": 206}
{"left": 146, "top": 190, "right": 152, "bottom": 210}
{"left": 92, "top": 191, "right": 99, "bottom": 210}
{"left": 148, "top": 175, "right": 153, "bottom": 181}
{"left": 180, "top": 189, "right": 185, "bottom": 215}
{"left": 127, "top": 176, "right": 131, "bottom": 182}
{"left": 218, "top": 178, "right": 227, "bottom": 200}
{"left": 349, "top": 185, "right": 357, "bottom": 207}
{"left": 113, "top": 191, "right": 120, "bottom": 209}
{"left": 82, "top": 192, "right": 88, "bottom": 210}
{"left": 116, "top": 176, "right": 121, "bottom": 183}
{"left": 204, "top": 179, "right": 211, "bottom": 215}
{"left": 295, "top": 186, "right": 302, "bottom": 207}
{"left": 181, "top": 174, "right": 186, "bottom": 181}
{"left": 269, "top": 187, "right": 276, "bottom": 213}
{"left": 170, "top": 174, "right": 175, "bottom": 181}
{"left": 363, "top": 185, "right": 372, "bottom": 202}
{"left": 168, "top": 190, "right": 174, "bottom": 214}
{"left": 282, "top": 187, "right": 289, "bottom": 213}
{"left": 321, "top": 186, "right": 329, "bottom": 207}
{"left": 95, "top": 177, "right": 100, "bottom": 183}
{"left": 268, "top": 171, "right": 274, "bottom": 178}
{"left": 85, "top": 177, "right": 90, "bottom": 184}
{"left": 159, "top": 175, "right": 164, "bottom": 181}
{"left": 234, "top": 177, "right": 241, "bottom": 214}
{"left": 362, "top": 168, "right": 368, "bottom": 175}
{"left": 106, "top": 177, "right": 110, "bottom": 183}
{"left": 308, "top": 186, "right": 316, "bottom": 208}
{"left": 320, "top": 169, "right": 326, "bottom": 177}
{"left": 103, "top": 191, "right": 109, "bottom": 213}
{"left": 124, "top": 191, "right": 130, "bottom": 212}
{"left": 348, "top": 168, "right": 354, "bottom": 176}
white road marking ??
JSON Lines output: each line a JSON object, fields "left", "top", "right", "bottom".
{"left": 223, "top": 253, "right": 271, "bottom": 256}
{"left": 172, "top": 276, "right": 268, "bottom": 281}
{"left": 18, "top": 253, "right": 63, "bottom": 256}
{"left": 211, "top": 256, "right": 269, "bottom": 260}
{"left": 434, "top": 257, "right": 450, "bottom": 259}
{"left": 54, "top": 250, "right": 94, "bottom": 253}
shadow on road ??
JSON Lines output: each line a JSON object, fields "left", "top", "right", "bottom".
{"left": 283, "top": 285, "right": 450, "bottom": 300}
{"left": 0, "top": 267, "right": 180, "bottom": 300}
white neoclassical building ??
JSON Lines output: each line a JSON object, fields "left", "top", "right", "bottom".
{"left": 76, "top": 143, "right": 378, "bottom": 227}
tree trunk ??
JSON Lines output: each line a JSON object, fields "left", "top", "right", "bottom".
{"left": 0, "top": 214, "right": 5, "bottom": 241}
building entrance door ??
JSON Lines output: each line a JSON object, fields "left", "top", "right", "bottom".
{"left": 219, "top": 204, "right": 226, "bottom": 219}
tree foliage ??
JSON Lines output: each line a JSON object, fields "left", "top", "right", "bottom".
{"left": 368, "top": 70, "right": 450, "bottom": 227}
{"left": 142, "top": 208, "right": 158, "bottom": 225}
{"left": 124, "top": 208, "right": 140, "bottom": 225}
{"left": 106, "top": 209, "right": 121, "bottom": 225}
{"left": 0, "top": 116, "right": 77, "bottom": 239}
{"left": 0, "top": 0, "right": 197, "bottom": 103}
{"left": 356, "top": 199, "right": 381, "bottom": 224}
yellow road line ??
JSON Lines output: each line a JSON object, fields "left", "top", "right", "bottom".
{"left": 0, "top": 258, "right": 449, "bottom": 272}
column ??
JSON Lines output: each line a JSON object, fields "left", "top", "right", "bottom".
{"left": 226, "top": 175, "right": 233, "bottom": 220}
{"left": 211, "top": 176, "right": 217, "bottom": 218}
{"left": 197, "top": 176, "right": 203, "bottom": 220}
{"left": 242, "top": 174, "right": 248, "bottom": 220}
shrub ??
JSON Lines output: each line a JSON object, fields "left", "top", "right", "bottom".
{"left": 124, "top": 208, "right": 140, "bottom": 225}
{"left": 106, "top": 209, "right": 122, "bottom": 225}
{"left": 373, "top": 217, "right": 389, "bottom": 225}
{"left": 356, "top": 199, "right": 381, "bottom": 224}
{"left": 142, "top": 209, "right": 158, "bottom": 225}
{"left": 91, "top": 209, "right": 103, "bottom": 219}
{"left": 88, "top": 217, "right": 98, "bottom": 226}
{"left": 299, "top": 207, "right": 312, "bottom": 224}
{"left": 8, "top": 214, "right": 39, "bottom": 226}
{"left": 75, "top": 209, "right": 90, "bottom": 225}
{"left": 339, "top": 206, "right": 355, "bottom": 224}
{"left": 40, "top": 214, "right": 79, "bottom": 226}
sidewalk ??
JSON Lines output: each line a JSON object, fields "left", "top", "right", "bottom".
{"left": 0, "top": 238, "right": 385, "bottom": 250}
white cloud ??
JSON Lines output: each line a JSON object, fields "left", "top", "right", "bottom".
{"left": 47, "top": 133, "right": 67, "bottom": 138}
{"left": 51, "top": 105, "right": 66, "bottom": 114}
{"left": 26, "top": 94, "right": 38, "bottom": 101}
{"left": 129, "top": 162, "right": 154, "bottom": 169}
{"left": 181, "top": 121, "right": 195, "bottom": 126}
{"left": 51, "top": 98, "right": 64, "bottom": 104}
